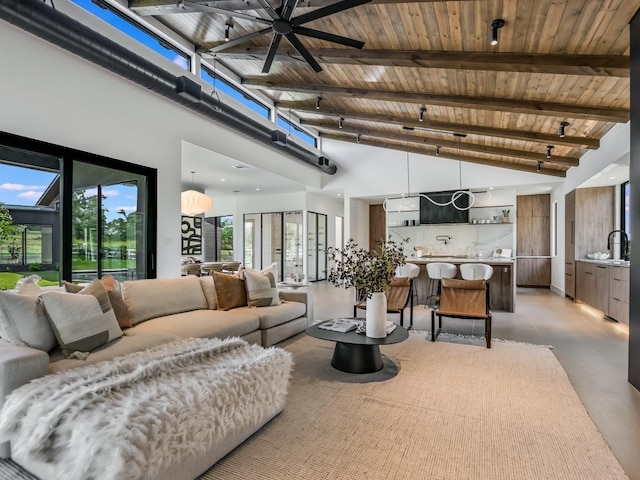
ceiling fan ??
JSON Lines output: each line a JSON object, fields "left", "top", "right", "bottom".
{"left": 181, "top": 0, "right": 371, "bottom": 73}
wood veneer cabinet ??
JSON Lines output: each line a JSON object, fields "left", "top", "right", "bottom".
{"left": 516, "top": 194, "right": 550, "bottom": 286}
{"left": 565, "top": 187, "right": 614, "bottom": 301}
{"left": 565, "top": 190, "right": 576, "bottom": 299}
{"left": 576, "top": 262, "right": 608, "bottom": 312}
{"left": 516, "top": 258, "right": 551, "bottom": 286}
{"left": 575, "top": 261, "right": 629, "bottom": 324}
{"left": 609, "top": 267, "right": 629, "bottom": 325}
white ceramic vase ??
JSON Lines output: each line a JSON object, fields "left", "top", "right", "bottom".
{"left": 365, "top": 292, "right": 387, "bottom": 338}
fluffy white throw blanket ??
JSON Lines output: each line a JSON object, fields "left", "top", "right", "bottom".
{"left": 0, "top": 337, "right": 292, "bottom": 480}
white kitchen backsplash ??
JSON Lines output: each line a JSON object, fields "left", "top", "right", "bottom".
{"left": 387, "top": 224, "right": 514, "bottom": 259}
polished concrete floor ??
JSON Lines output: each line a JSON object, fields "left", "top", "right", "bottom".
{"left": 304, "top": 281, "right": 640, "bottom": 480}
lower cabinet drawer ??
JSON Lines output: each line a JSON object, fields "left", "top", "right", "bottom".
{"left": 609, "top": 297, "right": 629, "bottom": 325}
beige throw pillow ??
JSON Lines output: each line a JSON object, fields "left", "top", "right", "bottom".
{"left": 243, "top": 269, "right": 280, "bottom": 307}
{"left": 199, "top": 276, "right": 218, "bottom": 310}
{"left": 0, "top": 291, "right": 57, "bottom": 351}
{"left": 39, "top": 291, "right": 123, "bottom": 359}
{"left": 213, "top": 272, "right": 247, "bottom": 311}
{"left": 64, "top": 277, "right": 131, "bottom": 328}
{"left": 101, "top": 275, "right": 132, "bottom": 328}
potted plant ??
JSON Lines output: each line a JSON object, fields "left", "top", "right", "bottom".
{"left": 502, "top": 209, "right": 510, "bottom": 223}
{"left": 326, "top": 237, "right": 408, "bottom": 338}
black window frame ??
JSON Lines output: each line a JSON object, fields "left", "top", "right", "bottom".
{"left": 0, "top": 130, "right": 157, "bottom": 282}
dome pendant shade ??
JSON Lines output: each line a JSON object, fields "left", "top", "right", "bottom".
{"left": 181, "top": 190, "right": 213, "bottom": 216}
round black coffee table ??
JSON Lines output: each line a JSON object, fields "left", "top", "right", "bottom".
{"left": 305, "top": 320, "right": 409, "bottom": 373}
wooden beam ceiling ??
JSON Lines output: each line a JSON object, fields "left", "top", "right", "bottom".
{"left": 308, "top": 122, "right": 579, "bottom": 167}
{"left": 130, "top": 0, "right": 484, "bottom": 15}
{"left": 126, "top": 0, "right": 633, "bottom": 178}
{"left": 284, "top": 103, "right": 600, "bottom": 149}
{"left": 321, "top": 133, "right": 566, "bottom": 178}
{"left": 245, "top": 80, "right": 629, "bottom": 123}
{"left": 206, "top": 48, "right": 629, "bottom": 77}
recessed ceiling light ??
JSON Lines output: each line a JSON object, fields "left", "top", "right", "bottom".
{"left": 220, "top": 178, "right": 226, "bottom": 182}
{"left": 608, "top": 176, "right": 616, "bottom": 180}
{"left": 337, "top": 193, "right": 342, "bottom": 197}
{"left": 232, "top": 165, "right": 249, "bottom": 170}
{"left": 256, "top": 188, "right": 260, "bottom": 191}
{"left": 488, "top": 187, "right": 494, "bottom": 190}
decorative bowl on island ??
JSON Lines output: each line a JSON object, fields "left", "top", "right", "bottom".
{"left": 587, "top": 252, "right": 609, "bottom": 260}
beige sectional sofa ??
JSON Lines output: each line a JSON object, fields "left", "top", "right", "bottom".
{"left": 0, "top": 274, "right": 313, "bottom": 479}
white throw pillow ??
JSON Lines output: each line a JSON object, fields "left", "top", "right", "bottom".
{"left": 0, "top": 291, "right": 57, "bottom": 351}
{"left": 38, "top": 291, "right": 123, "bottom": 359}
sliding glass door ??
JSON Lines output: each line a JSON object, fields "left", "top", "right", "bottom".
{"left": 70, "top": 160, "right": 150, "bottom": 282}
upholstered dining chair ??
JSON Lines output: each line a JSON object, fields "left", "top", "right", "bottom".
{"left": 430, "top": 278, "right": 492, "bottom": 348}
{"left": 222, "top": 261, "right": 242, "bottom": 273}
{"left": 353, "top": 276, "right": 414, "bottom": 328}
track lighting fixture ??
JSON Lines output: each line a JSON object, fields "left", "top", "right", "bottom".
{"left": 559, "top": 121, "right": 570, "bottom": 138}
{"left": 338, "top": 117, "right": 344, "bottom": 129}
{"left": 315, "top": 96, "right": 321, "bottom": 110}
{"left": 436, "top": 146, "right": 440, "bottom": 156}
{"left": 537, "top": 161, "right": 543, "bottom": 173}
{"left": 546, "top": 145, "right": 554, "bottom": 159}
{"left": 419, "top": 106, "right": 426, "bottom": 122}
{"left": 490, "top": 19, "right": 505, "bottom": 46}
{"left": 356, "top": 134, "right": 361, "bottom": 144}
{"left": 224, "top": 23, "right": 233, "bottom": 42}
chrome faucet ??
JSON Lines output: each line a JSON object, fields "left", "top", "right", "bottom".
{"left": 607, "top": 230, "right": 630, "bottom": 261}
{"left": 436, "top": 235, "right": 452, "bottom": 245}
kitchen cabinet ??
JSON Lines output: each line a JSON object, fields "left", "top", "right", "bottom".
{"left": 516, "top": 258, "right": 551, "bottom": 286}
{"left": 576, "top": 262, "right": 609, "bottom": 312}
{"left": 490, "top": 263, "right": 514, "bottom": 312}
{"left": 516, "top": 194, "right": 550, "bottom": 286}
{"left": 565, "top": 261, "right": 575, "bottom": 299}
{"left": 609, "top": 267, "right": 629, "bottom": 325}
{"left": 575, "top": 261, "right": 629, "bottom": 324}
{"left": 565, "top": 190, "right": 576, "bottom": 299}
{"left": 565, "top": 187, "right": 614, "bottom": 301}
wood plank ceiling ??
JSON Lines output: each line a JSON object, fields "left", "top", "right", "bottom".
{"left": 129, "top": 0, "right": 639, "bottom": 177}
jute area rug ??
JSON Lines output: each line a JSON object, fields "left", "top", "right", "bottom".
{"left": 200, "top": 333, "right": 628, "bottom": 480}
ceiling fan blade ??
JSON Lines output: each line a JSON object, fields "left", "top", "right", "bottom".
{"left": 292, "top": 0, "right": 372, "bottom": 26}
{"left": 281, "top": 0, "right": 300, "bottom": 21}
{"left": 293, "top": 26, "right": 364, "bottom": 49}
{"left": 181, "top": 1, "right": 270, "bottom": 25}
{"left": 262, "top": 34, "right": 283, "bottom": 73}
{"left": 254, "top": 0, "right": 281, "bottom": 21}
{"left": 285, "top": 33, "right": 322, "bottom": 72}
{"left": 209, "top": 27, "right": 272, "bottom": 53}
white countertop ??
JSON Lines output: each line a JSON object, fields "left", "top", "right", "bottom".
{"left": 409, "top": 257, "right": 515, "bottom": 264}
{"left": 577, "top": 259, "right": 630, "bottom": 268}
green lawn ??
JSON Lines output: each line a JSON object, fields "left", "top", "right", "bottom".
{"left": 0, "top": 271, "right": 60, "bottom": 290}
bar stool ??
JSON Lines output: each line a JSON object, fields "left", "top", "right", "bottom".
{"left": 459, "top": 263, "right": 493, "bottom": 281}
{"left": 426, "top": 262, "right": 457, "bottom": 308}
{"left": 460, "top": 263, "right": 493, "bottom": 307}
{"left": 396, "top": 263, "right": 420, "bottom": 328}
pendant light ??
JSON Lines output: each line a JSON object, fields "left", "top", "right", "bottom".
{"left": 382, "top": 130, "right": 474, "bottom": 212}
{"left": 181, "top": 171, "right": 213, "bottom": 216}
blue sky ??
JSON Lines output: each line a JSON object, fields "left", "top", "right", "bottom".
{"left": 0, "top": 163, "right": 137, "bottom": 221}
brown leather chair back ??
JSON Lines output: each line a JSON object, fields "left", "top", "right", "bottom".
{"left": 386, "top": 276, "right": 411, "bottom": 311}
{"left": 438, "top": 278, "right": 487, "bottom": 317}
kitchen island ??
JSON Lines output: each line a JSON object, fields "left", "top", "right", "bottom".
{"left": 409, "top": 257, "right": 516, "bottom": 312}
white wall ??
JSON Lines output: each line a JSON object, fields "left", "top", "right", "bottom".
{"left": 0, "top": 16, "right": 323, "bottom": 277}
